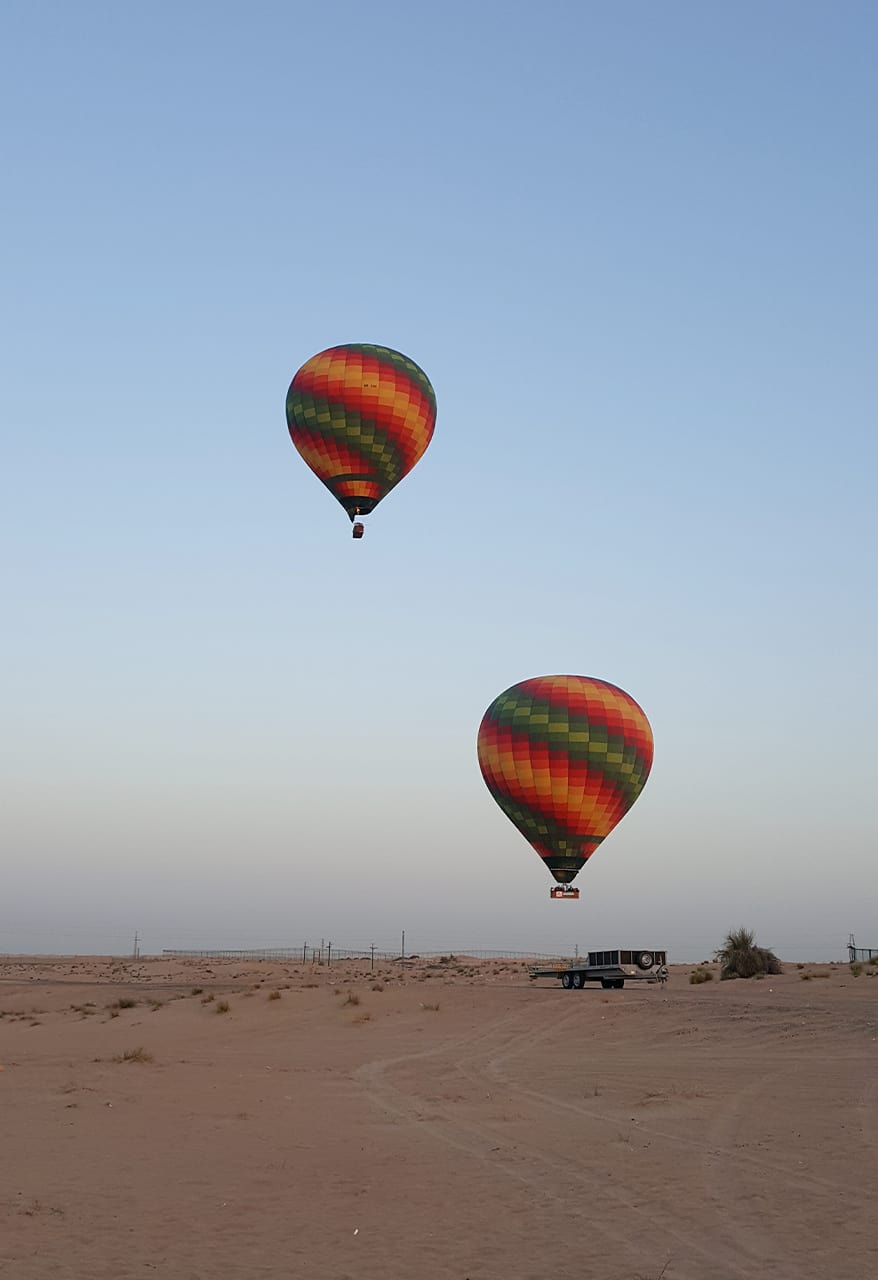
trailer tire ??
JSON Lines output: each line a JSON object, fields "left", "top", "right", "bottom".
{"left": 636, "top": 952, "right": 654, "bottom": 970}
{"left": 561, "top": 973, "right": 573, "bottom": 989}
{"left": 600, "top": 978, "right": 612, "bottom": 989}
{"left": 572, "top": 971, "right": 584, "bottom": 989}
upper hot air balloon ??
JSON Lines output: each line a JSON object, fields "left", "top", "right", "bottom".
{"left": 286, "top": 343, "right": 436, "bottom": 538}
{"left": 477, "top": 675, "right": 654, "bottom": 900}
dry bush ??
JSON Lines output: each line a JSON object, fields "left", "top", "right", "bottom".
{"left": 267, "top": 990, "right": 282, "bottom": 1001}
{"left": 112, "top": 1047, "right": 153, "bottom": 1064}
{"left": 191, "top": 987, "right": 203, "bottom": 995}
{"left": 850, "top": 962, "right": 863, "bottom": 977}
{"left": 215, "top": 1001, "right": 230, "bottom": 1014}
{"left": 420, "top": 1000, "right": 440, "bottom": 1011}
{"left": 689, "top": 968, "right": 713, "bottom": 985}
{"left": 108, "top": 997, "right": 138, "bottom": 1010}
{"left": 343, "top": 992, "right": 360, "bottom": 1006}
{"left": 201, "top": 993, "right": 215, "bottom": 1003}
{"left": 371, "top": 982, "right": 384, "bottom": 992}
{"left": 714, "top": 928, "right": 782, "bottom": 980}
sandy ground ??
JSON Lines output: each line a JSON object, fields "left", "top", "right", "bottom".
{"left": 0, "top": 954, "right": 876, "bottom": 1280}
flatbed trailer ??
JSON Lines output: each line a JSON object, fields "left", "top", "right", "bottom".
{"left": 529, "top": 948, "right": 668, "bottom": 990}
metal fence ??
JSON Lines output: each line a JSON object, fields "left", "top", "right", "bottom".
{"left": 161, "top": 945, "right": 570, "bottom": 965}
{"left": 848, "top": 935, "right": 878, "bottom": 963}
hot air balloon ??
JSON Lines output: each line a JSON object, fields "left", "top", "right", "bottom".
{"left": 285, "top": 343, "right": 436, "bottom": 538}
{"left": 477, "top": 675, "right": 654, "bottom": 900}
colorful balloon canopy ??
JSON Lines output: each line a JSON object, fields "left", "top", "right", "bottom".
{"left": 286, "top": 343, "right": 436, "bottom": 523}
{"left": 477, "top": 675, "right": 654, "bottom": 886}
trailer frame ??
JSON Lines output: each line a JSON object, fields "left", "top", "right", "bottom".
{"left": 529, "top": 947, "right": 668, "bottom": 990}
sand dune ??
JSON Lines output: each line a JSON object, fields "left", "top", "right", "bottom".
{"left": 1, "top": 955, "right": 876, "bottom": 1279}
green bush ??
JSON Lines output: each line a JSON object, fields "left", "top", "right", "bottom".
{"left": 714, "top": 927, "right": 782, "bottom": 980}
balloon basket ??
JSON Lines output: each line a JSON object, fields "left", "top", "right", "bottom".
{"left": 352, "top": 521, "right": 364, "bottom": 539}
{"left": 550, "top": 886, "right": 580, "bottom": 901}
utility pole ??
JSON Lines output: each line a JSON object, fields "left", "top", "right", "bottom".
{"left": 327, "top": 941, "right": 332, "bottom": 967}
{"left": 370, "top": 943, "right": 375, "bottom": 972}
{"left": 401, "top": 929, "right": 405, "bottom": 960}
{"left": 133, "top": 931, "right": 140, "bottom": 960}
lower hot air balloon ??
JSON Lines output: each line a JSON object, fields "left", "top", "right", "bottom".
{"left": 477, "top": 675, "right": 654, "bottom": 900}
{"left": 285, "top": 343, "right": 436, "bottom": 539}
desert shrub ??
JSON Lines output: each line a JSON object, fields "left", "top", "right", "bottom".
{"left": 850, "top": 962, "right": 863, "bottom": 977}
{"left": 191, "top": 987, "right": 203, "bottom": 995}
{"left": 343, "top": 992, "right": 360, "bottom": 1006}
{"left": 201, "top": 993, "right": 215, "bottom": 1004}
{"left": 215, "top": 1001, "right": 230, "bottom": 1014}
{"left": 267, "top": 990, "right": 282, "bottom": 1001}
{"left": 371, "top": 982, "right": 384, "bottom": 992}
{"left": 714, "top": 927, "right": 782, "bottom": 980}
{"left": 689, "top": 968, "right": 713, "bottom": 984}
{"left": 113, "top": 1046, "right": 153, "bottom": 1064}
{"left": 108, "top": 997, "right": 138, "bottom": 1010}
{"left": 420, "top": 1000, "right": 440, "bottom": 1011}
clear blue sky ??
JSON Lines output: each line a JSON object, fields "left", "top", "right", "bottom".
{"left": 2, "top": 1, "right": 875, "bottom": 960}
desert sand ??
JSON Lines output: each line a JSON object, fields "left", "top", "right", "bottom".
{"left": 0, "top": 953, "right": 876, "bottom": 1279}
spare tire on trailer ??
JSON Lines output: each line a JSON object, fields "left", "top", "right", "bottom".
{"left": 636, "top": 952, "right": 654, "bottom": 970}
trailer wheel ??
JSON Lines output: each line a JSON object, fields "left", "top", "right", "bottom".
{"left": 572, "top": 971, "right": 584, "bottom": 989}
{"left": 561, "top": 973, "right": 573, "bottom": 989}
{"left": 636, "top": 952, "right": 654, "bottom": 970}
{"left": 600, "top": 978, "right": 612, "bottom": 989}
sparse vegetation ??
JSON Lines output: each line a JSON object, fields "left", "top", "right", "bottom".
{"left": 201, "top": 993, "right": 215, "bottom": 1004}
{"left": 267, "top": 990, "right": 282, "bottom": 1001}
{"left": 215, "top": 1001, "right": 230, "bottom": 1014}
{"left": 108, "top": 997, "right": 138, "bottom": 1010}
{"left": 343, "top": 992, "right": 360, "bottom": 1006}
{"left": 689, "top": 968, "right": 713, "bottom": 985}
{"left": 191, "top": 987, "right": 203, "bottom": 995}
{"left": 713, "top": 927, "right": 782, "bottom": 980}
{"left": 420, "top": 1000, "right": 440, "bottom": 1012}
{"left": 371, "top": 982, "right": 384, "bottom": 992}
{"left": 112, "top": 1046, "right": 153, "bottom": 1064}
{"left": 850, "top": 962, "right": 863, "bottom": 977}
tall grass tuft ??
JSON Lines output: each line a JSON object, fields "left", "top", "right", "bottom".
{"left": 714, "top": 927, "right": 782, "bottom": 980}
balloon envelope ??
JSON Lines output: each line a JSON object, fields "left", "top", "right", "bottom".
{"left": 286, "top": 343, "right": 436, "bottom": 522}
{"left": 477, "top": 675, "right": 654, "bottom": 885}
